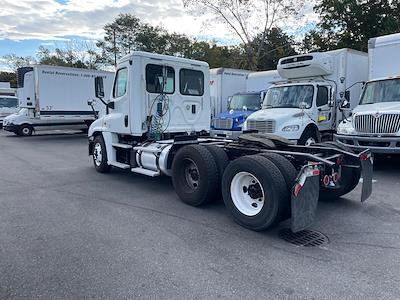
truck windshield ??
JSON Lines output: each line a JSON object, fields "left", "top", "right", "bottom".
{"left": 263, "top": 85, "right": 314, "bottom": 109}
{"left": 360, "top": 78, "right": 400, "bottom": 104}
{"left": 0, "top": 97, "right": 18, "bottom": 108}
{"left": 229, "top": 94, "right": 261, "bottom": 110}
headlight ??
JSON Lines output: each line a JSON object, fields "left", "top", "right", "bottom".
{"left": 242, "top": 121, "right": 248, "bottom": 131}
{"left": 282, "top": 125, "right": 300, "bottom": 132}
{"left": 336, "top": 121, "right": 355, "bottom": 135}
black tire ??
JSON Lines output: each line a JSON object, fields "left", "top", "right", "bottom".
{"left": 317, "top": 141, "right": 361, "bottom": 200}
{"left": 203, "top": 144, "right": 229, "bottom": 201}
{"left": 298, "top": 128, "right": 318, "bottom": 146}
{"left": 222, "top": 155, "right": 288, "bottom": 231}
{"left": 258, "top": 152, "right": 297, "bottom": 221}
{"left": 18, "top": 124, "right": 33, "bottom": 136}
{"left": 92, "top": 135, "right": 112, "bottom": 173}
{"left": 171, "top": 145, "right": 219, "bottom": 206}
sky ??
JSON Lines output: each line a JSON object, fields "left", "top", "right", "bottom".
{"left": 0, "top": 0, "right": 318, "bottom": 71}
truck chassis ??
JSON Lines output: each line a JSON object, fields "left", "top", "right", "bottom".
{"left": 88, "top": 132, "right": 373, "bottom": 233}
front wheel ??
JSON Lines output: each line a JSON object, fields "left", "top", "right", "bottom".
{"left": 298, "top": 128, "right": 318, "bottom": 146}
{"left": 222, "top": 155, "right": 288, "bottom": 231}
{"left": 92, "top": 135, "right": 111, "bottom": 173}
{"left": 18, "top": 125, "right": 33, "bottom": 136}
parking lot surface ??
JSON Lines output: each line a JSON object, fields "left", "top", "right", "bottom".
{"left": 0, "top": 130, "right": 400, "bottom": 299}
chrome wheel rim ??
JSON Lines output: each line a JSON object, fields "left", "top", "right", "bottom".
{"left": 305, "top": 137, "right": 316, "bottom": 146}
{"left": 93, "top": 142, "right": 103, "bottom": 166}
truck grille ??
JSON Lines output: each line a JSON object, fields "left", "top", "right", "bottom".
{"left": 247, "top": 120, "right": 276, "bottom": 133}
{"left": 213, "top": 118, "right": 233, "bottom": 129}
{"left": 354, "top": 114, "right": 400, "bottom": 134}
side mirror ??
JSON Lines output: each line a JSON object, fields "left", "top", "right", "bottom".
{"left": 87, "top": 99, "right": 96, "bottom": 106}
{"left": 95, "top": 77, "right": 105, "bottom": 99}
{"left": 260, "top": 91, "right": 266, "bottom": 101}
{"left": 299, "top": 102, "right": 308, "bottom": 109}
{"left": 227, "top": 96, "right": 232, "bottom": 104}
{"left": 344, "top": 90, "right": 350, "bottom": 102}
{"left": 340, "top": 99, "right": 350, "bottom": 110}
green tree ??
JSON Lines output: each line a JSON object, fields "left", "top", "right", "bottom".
{"left": 303, "top": 0, "right": 400, "bottom": 52}
{"left": 2, "top": 54, "right": 36, "bottom": 73}
{"left": 183, "top": 0, "right": 305, "bottom": 70}
{"left": 0, "top": 72, "right": 17, "bottom": 88}
{"left": 96, "top": 14, "right": 142, "bottom": 66}
{"left": 253, "top": 27, "right": 297, "bottom": 70}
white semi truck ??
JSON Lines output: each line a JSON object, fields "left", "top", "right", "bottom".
{"left": 3, "top": 65, "right": 113, "bottom": 136}
{"left": 335, "top": 33, "right": 400, "bottom": 153}
{"left": 87, "top": 51, "right": 373, "bottom": 233}
{"left": 244, "top": 49, "right": 368, "bottom": 145}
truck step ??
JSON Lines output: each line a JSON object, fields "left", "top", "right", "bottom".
{"left": 131, "top": 167, "right": 160, "bottom": 177}
{"left": 109, "top": 161, "right": 131, "bottom": 169}
{"left": 112, "top": 143, "right": 132, "bottom": 149}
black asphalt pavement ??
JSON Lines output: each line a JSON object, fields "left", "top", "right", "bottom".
{"left": 0, "top": 130, "right": 399, "bottom": 299}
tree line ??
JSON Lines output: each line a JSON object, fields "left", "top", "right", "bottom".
{"left": 2, "top": 0, "right": 400, "bottom": 87}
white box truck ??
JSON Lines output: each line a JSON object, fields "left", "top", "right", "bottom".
{"left": 3, "top": 65, "right": 113, "bottom": 136}
{"left": 0, "top": 82, "right": 17, "bottom": 96}
{"left": 244, "top": 49, "right": 368, "bottom": 145}
{"left": 210, "top": 70, "right": 282, "bottom": 139}
{"left": 0, "top": 95, "right": 18, "bottom": 128}
{"left": 86, "top": 51, "right": 373, "bottom": 233}
{"left": 210, "top": 68, "right": 252, "bottom": 117}
{"left": 335, "top": 33, "right": 400, "bottom": 153}
{"left": 246, "top": 70, "right": 282, "bottom": 93}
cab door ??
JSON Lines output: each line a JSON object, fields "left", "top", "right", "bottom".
{"left": 315, "top": 85, "right": 334, "bottom": 131}
{"left": 108, "top": 62, "right": 130, "bottom": 134}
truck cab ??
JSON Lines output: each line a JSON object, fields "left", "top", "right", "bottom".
{"left": 245, "top": 81, "right": 334, "bottom": 145}
{"left": 0, "top": 95, "right": 19, "bottom": 128}
{"left": 335, "top": 77, "right": 400, "bottom": 153}
{"left": 210, "top": 91, "right": 262, "bottom": 139}
{"left": 335, "top": 33, "right": 400, "bottom": 153}
{"left": 244, "top": 50, "right": 368, "bottom": 145}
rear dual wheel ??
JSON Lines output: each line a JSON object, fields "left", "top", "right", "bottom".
{"left": 222, "top": 155, "right": 289, "bottom": 231}
{"left": 317, "top": 141, "right": 361, "bottom": 200}
{"left": 172, "top": 145, "right": 221, "bottom": 206}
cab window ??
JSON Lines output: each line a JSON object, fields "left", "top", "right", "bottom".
{"left": 316, "top": 86, "right": 329, "bottom": 107}
{"left": 0, "top": 97, "right": 18, "bottom": 108}
{"left": 146, "top": 64, "right": 175, "bottom": 94}
{"left": 180, "top": 69, "right": 204, "bottom": 96}
{"left": 113, "top": 68, "right": 128, "bottom": 98}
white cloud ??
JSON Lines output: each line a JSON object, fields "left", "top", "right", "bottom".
{"left": 0, "top": 0, "right": 317, "bottom": 43}
{"left": 0, "top": 0, "right": 207, "bottom": 41}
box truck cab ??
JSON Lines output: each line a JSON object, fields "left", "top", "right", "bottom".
{"left": 87, "top": 51, "right": 373, "bottom": 233}
{"left": 3, "top": 66, "right": 113, "bottom": 136}
{"left": 209, "top": 68, "right": 252, "bottom": 117}
{"left": 335, "top": 33, "right": 400, "bottom": 153}
{"left": 0, "top": 95, "right": 18, "bottom": 128}
{"left": 244, "top": 49, "right": 368, "bottom": 145}
{"left": 210, "top": 70, "right": 281, "bottom": 139}
{"left": 210, "top": 91, "right": 262, "bottom": 139}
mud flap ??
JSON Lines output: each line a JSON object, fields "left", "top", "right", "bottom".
{"left": 291, "top": 165, "right": 321, "bottom": 233}
{"left": 359, "top": 150, "right": 373, "bottom": 203}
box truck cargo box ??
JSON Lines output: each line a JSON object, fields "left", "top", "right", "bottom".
{"left": 3, "top": 65, "right": 113, "bottom": 136}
